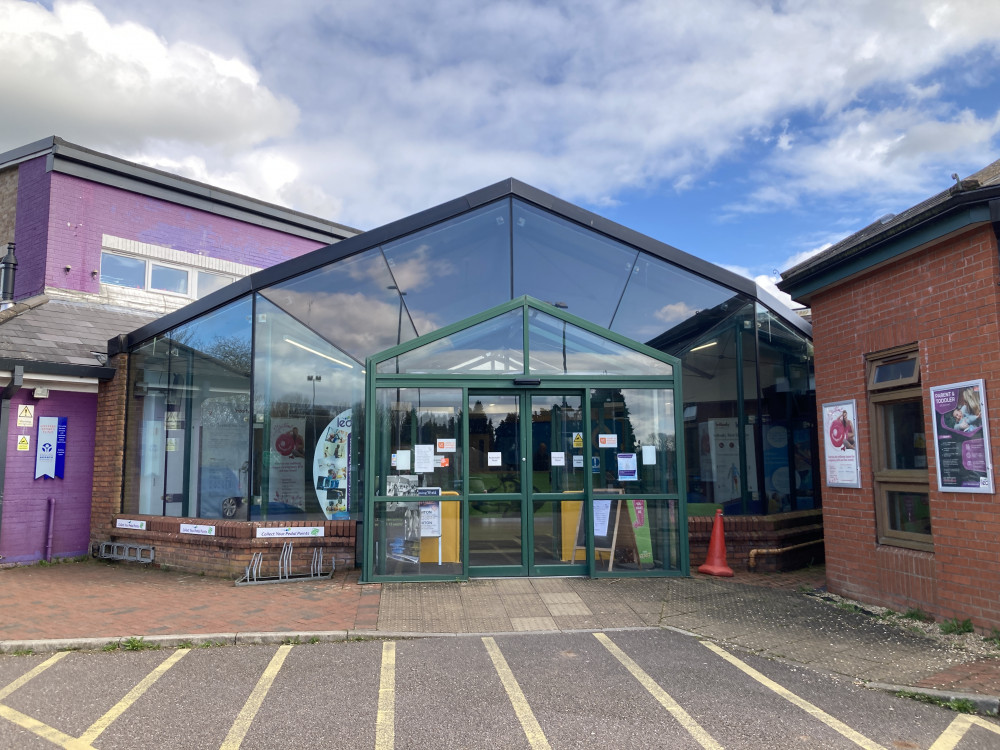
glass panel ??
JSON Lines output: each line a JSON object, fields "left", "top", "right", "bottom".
{"left": 150, "top": 264, "right": 189, "bottom": 295}
{"left": 611, "top": 254, "right": 741, "bottom": 347}
{"left": 101, "top": 252, "right": 145, "bottom": 289}
{"left": 528, "top": 310, "right": 673, "bottom": 376}
{"left": 532, "top": 499, "right": 580, "bottom": 566}
{"left": 512, "top": 199, "right": 638, "bottom": 327}
{"left": 468, "top": 394, "right": 521, "bottom": 493}
{"left": 374, "top": 388, "right": 463, "bottom": 497}
{"left": 372, "top": 500, "right": 463, "bottom": 576}
{"left": 677, "top": 301, "right": 753, "bottom": 513}
{"left": 197, "top": 271, "right": 233, "bottom": 299}
{"left": 757, "top": 305, "right": 818, "bottom": 514}
{"left": 123, "top": 337, "right": 169, "bottom": 515}
{"left": 123, "top": 297, "right": 253, "bottom": 520}
{"left": 590, "top": 388, "right": 676, "bottom": 494}
{"left": 592, "top": 499, "right": 681, "bottom": 573}
{"left": 382, "top": 200, "right": 512, "bottom": 334}
{"left": 261, "top": 247, "right": 417, "bottom": 361}
{"left": 882, "top": 399, "right": 926, "bottom": 471}
{"left": 253, "top": 296, "right": 364, "bottom": 523}
{"left": 530, "top": 393, "right": 584, "bottom": 493}
{"left": 469, "top": 500, "right": 522, "bottom": 567}
{"left": 886, "top": 490, "right": 931, "bottom": 535}
{"left": 874, "top": 358, "right": 916, "bottom": 384}
{"left": 378, "top": 309, "right": 524, "bottom": 375}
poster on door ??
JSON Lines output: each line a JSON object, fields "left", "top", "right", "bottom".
{"left": 930, "top": 380, "right": 993, "bottom": 493}
{"left": 314, "top": 409, "right": 352, "bottom": 518}
{"left": 269, "top": 418, "right": 306, "bottom": 510}
{"left": 822, "top": 400, "right": 861, "bottom": 488}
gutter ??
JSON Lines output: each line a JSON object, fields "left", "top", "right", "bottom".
{"left": 0, "top": 365, "right": 24, "bottom": 559}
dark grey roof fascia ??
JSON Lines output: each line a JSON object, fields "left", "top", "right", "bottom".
{"left": 780, "top": 184, "right": 1000, "bottom": 299}
{"left": 0, "top": 357, "right": 115, "bottom": 381}
{"left": 116, "top": 178, "right": 789, "bottom": 351}
{"left": 0, "top": 136, "right": 57, "bottom": 170}
{"left": 44, "top": 139, "right": 358, "bottom": 243}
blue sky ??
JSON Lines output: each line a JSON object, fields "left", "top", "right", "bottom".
{"left": 3, "top": 0, "right": 1000, "bottom": 305}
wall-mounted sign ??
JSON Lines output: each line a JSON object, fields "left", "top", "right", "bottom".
{"left": 822, "top": 400, "right": 861, "bottom": 488}
{"left": 116, "top": 519, "right": 147, "bottom": 530}
{"left": 255, "top": 526, "right": 324, "bottom": 538}
{"left": 35, "top": 417, "right": 67, "bottom": 479}
{"left": 930, "top": 380, "right": 993, "bottom": 493}
{"left": 180, "top": 524, "right": 216, "bottom": 536}
{"left": 16, "top": 435, "right": 29, "bottom": 452}
{"left": 16, "top": 405, "right": 33, "bottom": 427}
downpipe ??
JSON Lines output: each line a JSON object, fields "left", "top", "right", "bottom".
{"left": 45, "top": 496, "right": 56, "bottom": 562}
{"left": 747, "top": 538, "right": 824, "bottom": 571}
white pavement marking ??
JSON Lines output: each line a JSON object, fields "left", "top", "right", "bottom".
{"left": 595, "top": 633, "right": 722, "bottom": 750}
{"left": 928, "top": 713, "right": 1000, "bottom": 750}
{"left": 375, "top": 641, "right": 396, "bottom": 750}
{"left": 702, "top": 641, "right": 887, "bottom": 750}
{"left": 79, "top": 648, "right": 190, "bottom": 744}
{"left": 220, "top": 644, "right": 293, "bottom": 750}
{"left": 483, "top": 636, "right": 552, "bottom": 750}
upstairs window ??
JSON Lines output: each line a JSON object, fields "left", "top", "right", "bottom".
{"left": 101, "top": 252, "right": 235, "bottom": 300}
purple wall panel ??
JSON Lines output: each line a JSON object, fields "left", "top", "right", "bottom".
{"left": 0, "top": 391, "right": 97, "bottom": 563}
{"left": 45, "top": 173, "right": 328, "bottom": 295}
{"left": 13, "top": 157, "right": 52, "bottom": 300}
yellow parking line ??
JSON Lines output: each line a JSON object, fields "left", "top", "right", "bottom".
{"left": 0, "top": 651, "right": 70, "bottom": 701}
{"left": 0, "top": 702, "right": 94, "bottom": 750}
{"left": 79, "top": 648, "right": 190, "bottom": 745}
{"left": 595, "top": 633, "right": 722, "bottom": 750}
{"left": 220, "top": 644, "right": 293, "bottom": 750}
{"left": 375, "top": 642, "right": 396, "bottom": 750}
{"left": 929, "top": 714, "right": 1000, "bottom": 750}
{"left": 482, "top": 636, "right": 552, "bottom": 750}
{"left": 702, "top": 641, "right": 886, "bottom": 750}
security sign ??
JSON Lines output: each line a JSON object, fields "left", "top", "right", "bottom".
{"left": 16, "top": 435, "right": 30, "bottom": 452}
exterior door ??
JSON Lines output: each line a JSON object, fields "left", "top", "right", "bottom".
{"left": 467, "top": 390, "right": 587, "bottom": 576}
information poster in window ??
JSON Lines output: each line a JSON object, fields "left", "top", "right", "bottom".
{"left": 930, "top": 380, "right": 993, "bottom": 494}
{"left": 822, "top": 400, "right": 861, "bottom": 488}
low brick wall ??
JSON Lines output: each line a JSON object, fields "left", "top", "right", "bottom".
{"left": 97, "top": 516, "right": 357, "bottom": 579}
{"left": 688, "top": 510, "right": 824, "bottom": 573}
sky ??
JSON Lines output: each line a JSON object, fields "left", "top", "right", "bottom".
{"left": 3, "top": 0, "right": 1000, "bottom": 307}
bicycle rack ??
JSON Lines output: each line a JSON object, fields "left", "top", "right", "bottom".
{"left": 236, "top": 542, "right": 334, "bottom": 585}
{"left": 97, "top": 541, "right": 155, "bottom": 564}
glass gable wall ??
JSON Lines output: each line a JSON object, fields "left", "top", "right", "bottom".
{"left": 122, "top": 188, "right": 817, "bottom": 559}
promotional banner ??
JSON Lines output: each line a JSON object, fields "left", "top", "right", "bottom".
{"left": 269, "top": 418, "right": 306, "bottom": 510}
{"left": 35, "top": 416, "right": 67, "bottom": 479}
{"left": 697, "top": 418, "right": 758, "bottom": 503}
{"left": 822, "top": 400, "right": 861, "bottom": 488}
{"left": 626, "top": 499, "right": 654, "bottom": 565}
{"left": 930, "top": 380, "right": 993, "bottom": 493}
{"left": 314, "top": 409, "right": 351, "bottom": 519}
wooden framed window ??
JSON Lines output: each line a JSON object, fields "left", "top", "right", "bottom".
{"left": 867, "top": 347, "right": 931, "bottom": 551}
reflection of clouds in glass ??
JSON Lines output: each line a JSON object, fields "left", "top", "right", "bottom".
{"left": 530, "top": 349, "right": 672, "bottom": 376}
{"left": 269, "top": 288, "right": 410, "bottom": 358}
{"left": 655, "top": 301, "right": 699, "bottom": 325}
{"left": 620, "top": 390, "right": 674, "bottom": 446}
{"left": 387, "top": 244, "right": 456, "bottom": 292}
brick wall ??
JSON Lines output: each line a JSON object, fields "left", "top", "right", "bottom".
{"left": 91, "top": 352, "right": 129, "bottom": 547}
{"left": 44, "top": 172, "right": 328, "bottom": 296}
{"left": 688, "top": 509, "right": 824, "bottom": 572}
{"left": 0, "top": 165, "right": 17, "bottom": 246}
{"left": 810, "top": 223, "right": 1000, "bottom": 630}
{"left": 0, "top": 389, "right": 98, "bottom": 563}
{"left": 13, "top": 157, "right": 51, "bottom": 299}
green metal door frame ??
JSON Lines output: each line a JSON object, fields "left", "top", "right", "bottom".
{"left": 362, "top": 297, "right": 687, "bottom": 583}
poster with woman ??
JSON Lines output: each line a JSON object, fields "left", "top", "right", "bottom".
{"left": 822, "top": 400, "right": 860, "bottom": 488}
{"left": 930, "top": 380, "right": 993, "bottom": 493}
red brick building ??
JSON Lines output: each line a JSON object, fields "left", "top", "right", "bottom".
{"left": 780, "top": 161, "right": 1000, "bottom": 631}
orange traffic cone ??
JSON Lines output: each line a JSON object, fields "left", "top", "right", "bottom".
{"left": 698, "top": 508, "right": 734, "bottom": 577}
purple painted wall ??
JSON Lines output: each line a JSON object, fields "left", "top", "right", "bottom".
{"left": 0, "top": 391, "right": 97, "bottom": 563}
{"left": 43, "top": 172, "right": 328, "bottom": 295}
{"left": 13, "top": 157, "right": 52, "bottom": 300}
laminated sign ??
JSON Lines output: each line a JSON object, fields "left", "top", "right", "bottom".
{"left": 35, "top": 417, "right": 67, "bottom": 479}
